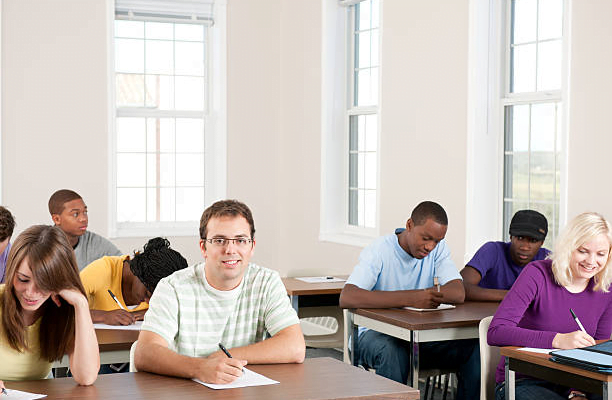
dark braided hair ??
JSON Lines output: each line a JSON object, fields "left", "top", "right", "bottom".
{"left": 129, "top": 237, "right": 188, "bottom": 293}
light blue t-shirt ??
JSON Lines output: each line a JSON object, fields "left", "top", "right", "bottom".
{"left": 347, "top": 228, "right": 461, "bottom": 336}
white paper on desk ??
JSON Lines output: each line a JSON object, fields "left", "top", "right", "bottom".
{"left": 295, "top": 276, "right": 346, "bottom": 283}
{"left": 93, "top": 321, "right": 142, "bottom": 331}
{"left": 518, "top": 347, "right": 555, "bottom": 354}
{"left": 193, "top": 367, "right": 279, "bottom": 390}
{"left": 3, "top": 389, "right": 46, "bottom": 399}
{"left": 403, "top": 303, "right": 456, "bottom": 312}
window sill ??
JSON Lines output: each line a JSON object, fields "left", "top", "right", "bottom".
{"left": 318, "top": 231, "right": 377, "bottom": 248}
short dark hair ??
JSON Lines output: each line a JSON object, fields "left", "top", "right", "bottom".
{"left": 199, "top": 200, "right": 255, "bottom": 240}
{"left": 129, "top": 237, "right": 188, "bottom": 293}
{"left": 0, "top": 206, "right": 15, "bottom": 241}
{"left": 411, "top": 201, "right": 448, "bottom": 226}
{"left": 48, "top": 189, "right": 82, "bottom": 215}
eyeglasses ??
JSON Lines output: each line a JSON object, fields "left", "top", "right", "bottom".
{"left": 204, "top": 237, "right": 253, "bottom": 247}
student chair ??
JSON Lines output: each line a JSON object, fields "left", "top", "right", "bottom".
{"left": 129, "top": 340, "right": 138, "bottom": 372}
{"left": 478, "top": 316, "right": 499, "bottom": 400}
{"left": 299, "top": 306, "right": 344, "bottom": 349}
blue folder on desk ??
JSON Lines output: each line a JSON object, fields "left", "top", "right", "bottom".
{"left": 550, "top": 341, "right": 612, "bottom": 374}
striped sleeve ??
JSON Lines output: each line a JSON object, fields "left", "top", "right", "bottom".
{"left": 263, "top": 272, "right": 300, "bottom": 336}
{"left": 141, "top": 277, "right": 179, "bottom": 348}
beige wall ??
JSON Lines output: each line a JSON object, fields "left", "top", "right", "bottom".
{"left": 1, "top": 0, "right": 608, "bottom": 275}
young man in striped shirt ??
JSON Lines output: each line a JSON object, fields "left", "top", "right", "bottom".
{"left": 135, "top": 200, "right": 305, "bottom": 384}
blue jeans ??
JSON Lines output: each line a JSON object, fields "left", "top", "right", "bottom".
{"left": 495, "top": 379, "right": 603, "bottom": 400}
{"left": 357, "top": 330, "right": 480, "bottom": 400}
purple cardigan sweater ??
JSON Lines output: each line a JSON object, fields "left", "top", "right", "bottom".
{"left": 487, "top": 259, "right": 612, "bottom": 383}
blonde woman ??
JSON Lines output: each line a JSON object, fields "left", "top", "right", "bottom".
{"left": 0, "top": 225, "right": 99, "bottom": 390}
{"left": 488, "top": 212, "right": 612, "bottom": 400}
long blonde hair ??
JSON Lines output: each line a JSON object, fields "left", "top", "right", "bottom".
{"left": 551, "top": 212, "right": 612, "bottom": 292}
{"left": 1, "top": 225, "right": 86, "bottom": 361}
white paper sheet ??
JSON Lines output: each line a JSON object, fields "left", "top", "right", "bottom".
{"left": 295, "top": 276, "right": 346, "bottom": 283}
{"left": 518, "top": 347, "right": 555, "bottom": 354}
{"left": 2, "top": 389, "right": 46, "bottom": 399}
{"left": 403, "top": 303, "right": 456, "bottom": 312}
{"left": 193, "top": 367, "right": 279, "bottom": 390}
{"left": 93, "top": 321, "right": 142, "bottom": 331}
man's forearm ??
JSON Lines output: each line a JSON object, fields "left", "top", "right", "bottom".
{"left": 135, "top": 341, "right": 200, "bottom": 378}
{"left": 464, "top": 283, "right": 506, "bottom": 301}
{"left": 339, "top": 284, "right": 438, "bottom": 309}
{"left": 227, "top": 325, "right": 305, "bottom": 364}
{"left": 439, "top": 279, "right": 466, "bottom": 304}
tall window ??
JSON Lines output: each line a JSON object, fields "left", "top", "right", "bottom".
{"left": 502, "top": 0, "right": 564, "bottom": 248}
{"left": 112, "top": 1, "right": 225, "bottom": 236}
{"left": 347, "top": 0, "right": 379, "bottom": 229}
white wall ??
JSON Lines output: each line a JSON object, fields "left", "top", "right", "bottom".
{"left": 2, "top": 0, "right": 609, "bottom": 276}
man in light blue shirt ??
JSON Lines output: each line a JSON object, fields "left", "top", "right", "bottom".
{"left": 340, "top": 201, "right": 479, "bottom": 400}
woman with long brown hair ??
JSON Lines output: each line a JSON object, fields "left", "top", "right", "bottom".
{"left": 0, "top": 225, "right": 99, "bottom": 389}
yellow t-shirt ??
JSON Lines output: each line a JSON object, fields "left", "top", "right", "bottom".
{"left": 80, "top": 255, "right": 148, "bottom": 312}
{"left": 0, "top": 285, "right": 52, "bottom": 381}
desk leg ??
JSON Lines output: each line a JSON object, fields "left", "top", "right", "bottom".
{"left": 604, "top": 381, "right": 611, "bottom": 400}
{"left": 410, "top": 330, "right": 420, "bottom": 389}
{"left": 351, "top": 312, "right": 359, "bottom": 366}
{"left": 290, "top": 295, "right": 298, "bottom": 312}
{"left": 505, "top": 357, "right": 515, "bottom": 400}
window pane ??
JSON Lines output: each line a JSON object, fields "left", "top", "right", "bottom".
{"left": 357, "top": 116, "right": 366, "bottom": 151}
{"left": 512, "top": 0, "right": 537, "bottom": 44}
{"left": 176, "top": 154, "right": 204, "bottom": 186}
{"left": 176, "top": 119, "right": 204, "bottom": 152}
{"left": 371, "top": 0, "right": 380, "bottom": 29}
{"left": 145, "top": 22, "right": 173, "bottom": 40}
{"left": 510, "top": 104, "right": 529, "bottom": 152}
{"left": 530, "top": 103, "right": 556, "bottom": 152}
{"left": 537, "top": 39, "right": 562, "bottom": 91}
{"left": 357, "top": 153, "right": 365, "bottom": 189}
{"left": 530, "top": 153, "right": 555, "bottom": 200}
{"left": 364, "top": 190, "right": 376, "bottom": 228}
{"left": 147, "top": 188, "right": 156, "bottom": 221}
{"left": 511, "top": 43, "right": 536, "bottom": 93}
{"left": 146, "top": 154, "right": 156, "bottom": 187}
{"left": 116, "top": 74, "right": 145, "bottom": 107}
{"left": 116, "top": 20, "right": 144, "bottom": 38}
{"left": 175, "top": 76, "right": 205, "bottom": 110}
{"left": 364, "top": 152, "right": 376, "bottom": 190}
{"left": 146, "top": 118, "right": 175, "bottom": 153}
{"left": 176, "top": 187, "right": 204, "bottom": 221}
{"left": 538, "top": 0, "right": 563, "bottom": 40}
{"left": 117, "top": 188, "right": 146, "bottom": 222}
{"left": 159, "top": 188, "right": 176, "bottom": 221}
{"left": 349, "top": 153, "right": 357, "bottom": 188}
{"left": 175, "top": 24, "right": 204, "bottom": 41}
{"left": 117, "top": 117, "right": 145, "bottom": 152}
{"left": 115, "top": 39, "right": 144, "bottom": 73}
{"left": 371, "top": 30, "right": 379, "bottom": 66}
{"left": 348, "top": 189, "right": 358, "bottom": 225}
{"left": 358, "top": 190, "right": 365, "bottom": 226}
{"left": 365, "top": 114, "right": 377, "bottom": 152}
{"left": 117, "top": 153, "right": 146, "bottom": 187}
{"left": 357, "top": 31, "right": 371, "bottom": 69}
{"left": 145, "top": 75, "right": 174, "bottom": 109}
{"left": 159, "top": 154, "right": 176, "bottom": 187}
{"left": 356, "top": 1, "right": 371, "bottom": 31}
{"left": 356, "top": 68, "right": 378, "bottom": 106}
{"left": 175, "top": 42, "right": 205, "bottom": 76}
{"left": 145, "top": 40, "right": 174, "bottom": 75}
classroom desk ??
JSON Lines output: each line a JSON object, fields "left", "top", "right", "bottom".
{"left": 501, "top": 347, "right": 612, "bottom": 400}
{"left": 53, "top": 329, "right": 139, "bottom": 368}
{"left": 281, "top": 276, "right": 347, "bottom": 311}
{"left": 9, "top": 357, "right": 419, "bottom": 400}
{"left": 346, "top": 301, "right": 499, "bottom": 388}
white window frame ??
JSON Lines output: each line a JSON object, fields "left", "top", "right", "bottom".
{"left": 465, "top": 0, "right": 568, "bottom": 259}
{"left": 107, "top": 0, "right": 227, "bottom": 238}
{"left": 320, "top": 0, "right": 381, "bottom": 248}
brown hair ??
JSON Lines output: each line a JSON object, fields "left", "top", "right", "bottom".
{"left": 0, "top": 206, "right": 15, "bottom": 241}
{"left": 48, "top": 189, "right": 82, "bottom": 215}
{"left": 1, "top": 225, "right": 86, "bottom": 362}
{"left": 199, "top": 200, "right": 255, "bottom": 240}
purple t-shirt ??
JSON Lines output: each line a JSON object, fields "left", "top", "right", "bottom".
{"left": 0, "top": 242, "right": 11, "bottom": 283}
{"left": 487, "top": 259, "right": 612, "bottom": 383}
{"left": 467, "top": 241, "right": 549, "bottom": 290}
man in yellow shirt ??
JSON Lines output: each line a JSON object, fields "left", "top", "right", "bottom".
{"left": 80, "top": 237, "right": 187, "bottom": 326}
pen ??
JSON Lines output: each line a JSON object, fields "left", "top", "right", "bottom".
{"left": 218, "top": 343, "right": 232, "bottom": 358}
{"left": 326, "top": 276, "right": 334, "bottom": 279}
{"left": 433, "top": 276, "right": 440, "bottom": 292}
{"left": 570, "top": 308, "right": 587, "bottom": 334}
{"left": 107, "top": 289, "right": 126, "bottom": 311}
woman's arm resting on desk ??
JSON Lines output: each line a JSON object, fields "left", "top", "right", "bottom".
{"left": 223, "top": 324, "right": 305, "bottom": 364}
{"left": 55, "top": 289, "right": 99, "bottom": 386}
{"left": 460, "top": 266, "right": 507, "bottom": 302}
{"left": 339, "top": 283, "right": 444, "bottom": 309}
{"left": 135, "top": 330, "right": 247, "bottom": 384}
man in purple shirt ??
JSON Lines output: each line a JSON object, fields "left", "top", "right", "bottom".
{"left": 461, "top": 210, "right": 549, "bottom": 301}
{"left": 0, "top": 206, "right": 15, "bottom": 283}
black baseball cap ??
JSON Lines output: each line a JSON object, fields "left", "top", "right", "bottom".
{"left": 509, "top": 210, "right": 548, "bottom": 241}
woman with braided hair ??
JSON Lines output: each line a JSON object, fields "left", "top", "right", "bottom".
{"left": 80, "top": 237, "right": 188, "bottom": 326}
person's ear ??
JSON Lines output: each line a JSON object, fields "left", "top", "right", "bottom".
{"left": 51, "top": 214, "right": 61, "bottom": 225}
{"left": 405, "top": 218, "right": 414, "bottom": 231}
{"left": 199, "top": 239, "right": 207, "bottom": 258}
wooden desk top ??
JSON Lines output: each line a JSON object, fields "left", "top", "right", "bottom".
{"left": 501, "top": 346, "right": 612, "bottom": 383}
{"left": 352, "top": 301, "right": 499, "bottom": 331}
{"left": 7, "top": 358, "right": 419, "bottom": 400}
{"left": 282, "top": 276, "right": 348, "bottom": 296}
{"left": 95, "top": 329, "right": 139, "bottom": 352}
